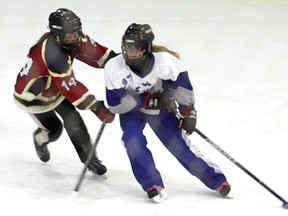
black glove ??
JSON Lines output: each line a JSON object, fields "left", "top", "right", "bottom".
{"left": 178, "top": 106, "right": 197, "bottom": 135}
{"left": 143, "top": 90, "right": 173, "bottom": 109}
{"left": 91, "top": 100, "right": 115, "bottom": 123}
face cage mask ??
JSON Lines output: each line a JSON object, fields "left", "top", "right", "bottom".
{"left": 121, "top": 43, "right": 149, "bottom": 66}
{"left": 55, "top": 30, "right": 83, "bottom": 50}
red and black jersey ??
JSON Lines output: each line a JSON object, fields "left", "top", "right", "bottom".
{"left": 14, "top": 34, "right": 114, "bottom": 113}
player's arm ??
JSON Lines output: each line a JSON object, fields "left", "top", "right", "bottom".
{"left": 73, "top": 34, "right": 118, "bottom": 68}
{"left": 44, "top": 39, "right": 114, "bottom": 122}
{"left": 168, "top": 71, "right": 197, "bottom": 134}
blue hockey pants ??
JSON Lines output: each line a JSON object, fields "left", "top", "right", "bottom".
{"left": 120, "top": 108, "right": 227, "bottom": 192}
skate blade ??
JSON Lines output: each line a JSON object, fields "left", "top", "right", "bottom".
{"left": 91, "top": 173, "right": 108, "bottom": 180}
{"left": 151, "top": 190, "right": 168, "bottom": 203}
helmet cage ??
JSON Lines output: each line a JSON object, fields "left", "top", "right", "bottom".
{"left": 121, "top": 40, "right": 151, "bottom": 66}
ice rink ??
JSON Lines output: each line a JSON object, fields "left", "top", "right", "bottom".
{"left": 1, "top": 0, "right": 288, "bottom": 215}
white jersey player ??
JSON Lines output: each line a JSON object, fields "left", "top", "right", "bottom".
{"left": 104, "top": 23, "right": 231, "bottom": 203}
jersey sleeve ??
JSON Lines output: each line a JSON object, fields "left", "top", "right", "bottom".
{"left": 169, "top": 71, "right": 195, "bottom": 109}
{"left": 159, "top": 53, "right": 195, "bottom": 108}
{"left": 44, "top": 38, "right": 72, "bottom": 76}
{"left": 72, "top": 34, "right": 117, "bottom": 68}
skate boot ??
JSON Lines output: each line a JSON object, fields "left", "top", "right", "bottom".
{"left": 33, "top": 128, "right": 50, "bottom": 162}
{"left": 217, "top": 182, "right": 231, "bottom": 197}
{"left": 87, "top": 159, "right": 107, "bottom": 175}
{"left": 147, "top": 185, "right": 167, "bottom": 203}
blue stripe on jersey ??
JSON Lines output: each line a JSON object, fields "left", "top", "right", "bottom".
{"left": 106, "top": 87, "right": 126, "bottom": 106}
{"left": 45, "top": 37, "right": 70, "bottom": 75}
{"left": 106, "top": 87, "right": 147, "bottom": 112}
{"left": 168, "top": 71, "right": 193, "bottom": 90}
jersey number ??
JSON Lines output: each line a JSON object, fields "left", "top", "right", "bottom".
{"left": 61, "top": 77, "right": 77, "bottom": 91}
{"left": 20, "top": 58, "right": 33, "bottom": 77}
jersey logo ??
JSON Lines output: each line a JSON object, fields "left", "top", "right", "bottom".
{"left": 135, "top": 81, "right": 152, "bottom": 93}
{"left": 141, "top": 81, "right": 152, "bottom": 87}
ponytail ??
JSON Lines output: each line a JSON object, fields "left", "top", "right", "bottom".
{"left": 151, "top": 45, "right": 180, "bottom": 59}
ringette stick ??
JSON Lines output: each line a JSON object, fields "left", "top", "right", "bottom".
{"left": 73, "top": 119, "right": 107, "bottom": 193}
{"left": 194, "top": 127, "right": 288, "bottom": 209}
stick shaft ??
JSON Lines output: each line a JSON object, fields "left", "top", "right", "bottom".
{"left": 73, "top": 120, "right": 107, "bottom": 192}
{"left": 195, "top": 128, "right": 288, "bottom": 204}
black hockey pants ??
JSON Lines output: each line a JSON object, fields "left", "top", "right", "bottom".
{"left": 32, "top": 99, "right": 94, "bottom": 163}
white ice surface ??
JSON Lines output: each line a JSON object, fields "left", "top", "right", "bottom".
{"left": 1, "top": 0, "right": 288, "bottom": 215}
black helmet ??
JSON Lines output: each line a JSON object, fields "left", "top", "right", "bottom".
{"left": 121, "top": 23, "right": 154, "bottom": 66}
{"left": 48, "top": 8, "right": 83, "bottom": 49}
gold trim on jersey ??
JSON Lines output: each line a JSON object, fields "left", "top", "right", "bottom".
{"left": 41, "top": 39, "right": 72, "bottom": 77}
{"left": 13, "top": 92, "right": 64, "bottom": 113}
{"left": 72, "top": 91, "right": 96, "bottom": 110}
{"left": 15, "top": 77, "right": 53, "bottom": 101}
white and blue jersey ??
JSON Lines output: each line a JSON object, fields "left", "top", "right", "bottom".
{"left": 104, "top": 52, "right": 195, "bottom": 115}
{"left": 104, "top": 51, "right": 227, "bottom": 192}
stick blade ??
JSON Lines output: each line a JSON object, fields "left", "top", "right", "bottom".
{"left": 282, "top": 203, "right": 288, "bottom": 209}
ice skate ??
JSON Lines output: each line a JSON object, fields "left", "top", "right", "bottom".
{"left": 33, "top": 128, "right": 50, "bottom": 162}
{"left": 217, "top": 182, "right": 231, "bottom": 197}
{"left": 147, "top": 185, "right": 167, "bottom": 203}
{"left": 87, "top": 159, "right": 107, "bottom": 177}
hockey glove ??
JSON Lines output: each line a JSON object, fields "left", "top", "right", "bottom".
{"left": 178, "top": 106, "right": 197, "bottom": 135}
{"left": 91, "top": 100, "right": 115, "bottom": 123}
{"left": 143, "top": 91, "right": 173, "bottom": 109}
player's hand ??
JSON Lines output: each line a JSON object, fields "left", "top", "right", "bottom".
{"left": 91, "top": 100, "right": 115, "bottom": 123}
{"left": 178, "top": 106, "right": 197, "bottom": 135}
{"left": 143, "top": 90, "right": 173, "bottom": 109}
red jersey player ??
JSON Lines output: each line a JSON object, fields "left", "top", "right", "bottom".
{"left": 13, "top": 8, "right": 116, "bottom": 175}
